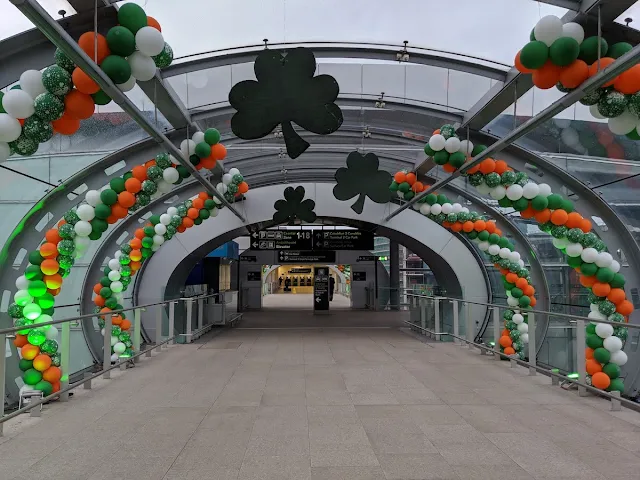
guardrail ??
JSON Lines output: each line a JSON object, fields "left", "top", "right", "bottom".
{"left": 405, "top": 294, "right": 640, "bottom": 412}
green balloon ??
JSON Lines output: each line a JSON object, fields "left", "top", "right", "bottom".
{"left": 176, "top": 165, "right": 190, "bottom": 178}
{"left": 549, "top": 37, "right": 580, "bottom": 67}
{"left": 194, "top": 217, "right": 203, "bottom": 226}
{"left": 100, "top": 287, "right": 112, "bottom": 298}
{"left": 602, "top": 363, "right": 621, "bottom": 379}
{"left": 626, "top": 129, "right": 640, "bottom": 140}
{"left": 101, "top": 55, "right": 132, "bottom": 84}
{"left": 27, "top": 280, "right": 47, "bottom": 297}
{"left": 143, "top": 225, "right": 155, "bottom": 236}
{"left": 92, "top": 90, "right": 111, "bottom": 105}
{"left": 93, "top": 204, "right": 111, "bottom": 220}
{"left": 560, "top": 199, "right": 574, "bottom": 213}
{"left": 19, "top": 359, "right": 33, "bottom": 371}
{"left": 117, "top": 3, "right": 148, "bottom": 34}
{"left": 608, "top": 42, "right": 632, "bottom": 59}
{"left": 610, "top": 273, "right": 625, "bottom": 288}
{"left": 398, "top": 182, "right": 410, "bottom": 193}
{"left": 596, "top": 267, "right": 615, "bottom": 283}
{"left": 593, "top": 347, "right": 610, "bottom": 364}
{"left": 100, "top": 189, "right": 118, "bottom": 206}
{"left": 437, "top": 194, "right": 448, "bottom": 204}
{"left": 92, "top": 218, "right": 109, "bottom": 233}
{"left": 403, "top": 191, "right": 415, "bottom": 201}
{"left": 54, "top": 47, "right": 75, "bottom": 72}
{"left": 34, "top": 380, "right": 53, "bottom": 396}
{"left": 153, "top": 43, "right": 174, "bottom": 69}
{"left": 608, "top": 378, "right": 624, "bottom": 393}
{"left": 36, "top": 293, "right": 55, "bottom": 310}
{"left": 27, "top": 328, "right": 47, "bottom": 346}
{"left": 531, "top": 195, "right": 548, "bottom": 211}
{"left": 149, "top": 214, "right": 161, "bottom": 226}
{"left": 471, "top": 144, "right": 487, "bottom": 156}
{"left": 579, "top": 36, "right": 608, "bottom": 65}
{"left": 477, "top": 230, "right": 490, "bottom": 241}
{"left": 42, "top": 65, "right": 72, "bottom": 96}
{"left": 25, "top": 264, "right": 43, "bottom": 280}
{"left": 194, "top": 142, "right": 211, "bottom": 159}
{"left": 23, "top": 369, "right": 42, "bottom": 385}
{"left": 105, "top": 297, "right": 118, "bottom": 310}
{"left": 567, "top": 256, "right": 582, "bottom": 269}
{"left": 106, "top": 26, "right": 136, "bottom": 57}
{"left": 23, "top": 116, "right": 53, "bottom": 143}
{"left": 10, "top": 134, "right": 38, "bottom": 156}
{"left": 586, "top": 333, "right": 604, "bottom": 349}
{"left": 199, "top": 209, "right": 210, "bottom": 219}
{"left": 142, "top": 237, "right": 154, "bottom": 248}
{"left": 488, "top": 233, "right": 500, "bottom": 245}
{"left": 498, "top": 197, "right": 513, "bottom": 208}
{"left": 518, "top": 296, "right": 531, "bottom": 307}
{"left": 586, "top": 323, "right": 596, "bottom": 335}
{"left": 204, "top": 128, "right": 221, "bottom": 146}
{"left": 33, "top": 93, "right": 64, "bottom": 122}
{"left": 580, "top": 262, "right": 598, "bottom": 276}
{"left": 513, "top": 198, "right": 529, "bottom": 212}
{"left": 520, "top": 41, "right": 549, "bottom": 70}
{"left": 511, "top": 287, "right": 523, "bottom": 298}
{"left": 29, "top": 251, "right": 44, "bottom": 265}
{"left": 110, "top": 177, "right": 126, "bottom": 193}
{"left": 547, "top": 194, "right": 563, "bottom": 210}
{"left": 433, "top": 150, "right": 449, "bottom": 165}
{"left": 424, "top": 144, "right": 436, "bottom": 156}
{"left": 449, "top": 152, "right": 466, "bottom": 169}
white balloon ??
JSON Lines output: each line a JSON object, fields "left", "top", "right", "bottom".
{"left": 192, "top": 131, "right": 205, "bottom": 144}
{"left": 14, "top": 290, "right": 32, "bottom": 305}
{"left": 163, "top": 167, "right": 179, "bottom": 184}
{"left": 114, "top": 250, "right": 122, "bottom": 259}
{"left": 46, "top": 326, "right": 58, "bottom": 340}
{"left": 565, "top": 243, "right": 583, "bottom": 258}
{"left": 154, "top": 223, "right": 167, "bottom": 235}
{"left": 74, "top": 236, "right": 91, "bottom": 250}
{"left": 110, "top": 353, "right": 120, "bottom": 362}
{"left": 488, "top": 244, "right": 500, "bottom": 256}
{"left": 562, "top": 22, "right": 585, "bottom": 44}
{"left": 478, "top": 241, "right": 490, "bottom": 252}
{"left": 222, "top": 173, "right": 233, "bottom": 185}
{"left": 517, "top": 322, "right": 529, "bottom": 333}
{"left": 110, "top": 281, "right": 123, "bottom": 293}
{"left": 216, "top": 183, "right": 228, "bottom": 195}
{"left": 19, "top": 70, "right": 46, "bottom": 99}
{"left": 153, "top": 234, "right": 165, "bottom": 246}
{"left": 507, "top": 296, "right": 520, "bottom": 307}
{"left": 590, "top": 303, "right": 600, "bottom": 312}
{"left": 534, "top": 15, "right": 563, "bottom": 47}
{"left": 609, "top": 111, "right": 637, "bottom": 135}
{"left": 74, "top": 220, "right": 92, "bottom": 237}
{"left": 554, "top": 118, "right": 571, "bottom": 129}
{"left": 476, "top": 182, "right": 491, "bottom": 195}
{"left": 117, "top": 76, "right": 137, "bottom": 92}
{"left": 135, "top": 26, "right": 165, "bottom": 56}
{"left": 603, "top": 336, "right": 623, "bottom": 353}
{"left": 512, "top": 313, "right": 524, "bottom": 324}
{"left": 108, "top": 258, "right": 121, "bottom": 271}
{"left": 167, "top": 207, "right": 178, "bottom": 217}
{"left": 444, "top": 136, "right": 461, "bottom": 153}
{"left": 589, "top": 104, "right": 606, "bottom": 120}
{"left": 441, "top": 203, "right": 453, "bottom": 214}
{"left": 2, "top": 89, "right": 34, "bottom": 119}
{"left": 210, "top": 207, "right": 219, "bottom": 217}
{"left": 15, "top": 275, "right": 29, "bottom": 290}
{"left": 610, "top": 350, "right": 628, "bottom": 366}
{"left": 595, "top": 322, "right": 614, "bottom": 339}
{"left": 499, "top": 247, "right": 510, "bottom": 259}
{"left": 595, "top": 251, "right": 613, "bottom": 268}
{"left": 212, "top": 196, "right": 222, "bottom": 205}
{"left": 110, "top": 335, "right": 119, "bottom": 346}
{"left": 537, "top": 183, "right": 552, "bottom": 197}
{"left": 419, "top": 204, "right": 431, "bottom": 215}
{"left": 160, "top": 214, "right": 172, "bottom": 225}
{"left": 0, "top": 114, "right": 22, "bottom": 142}
{"left": 0, "top": 141, "right": 9, "bottom": 163}
{"left": 108, "top": 270, "right": 121, "bottom": 281}
{"left": 151, "top": 243, "right": 161, "bottom": 252}
{"left": 460, "top": 207, "right": 469, "bottom": 214}
{"left": 76, "top": 204, "right": 95, "bottom": 222}
{"left": 459, "top": 139, "right": 474, "bottom": 155}
{"left": 518, "top": 259, "right": 525, "bottom": 268}
{"left": 581, "top": 247, "right": 599, "bottom": 263}
{"left": 128, "top": 51, "right": 157, "bottom": 82}
{"left": 588, "top": 310, "right": 606, "bottom": 321}
{"left": 428, "top": 134, "right": 446, "bottom": 152}
{"left": 520, "top": 333, "right": 529, "bottom": 344}
{"left": 452, "top": 203, "right": 462, "bottom": 214}
{"left": 609, "top": 260, "right": 621, "bottom": 273}
{"left": 509, "top": 251, "right": 521, "bottom": 262}
{"left": 412, "top": 203, "right": 421, "bottom": 211}
{"left": 228, "top": 168, "right": 240, "bottom": 176}
{"left": 180, "top": 139, "right": 196, "bottom": 158}
{"left": 85, "top": 190, "right": 101, "bottom": 207}
{"left": 522, "top": 183, "right": 540, "bottom": 200}
{"left": 113, "top": 342, "right": 127, "bottom": 354}
{"left": 491, "top": 186, "right": 508, "bottom": 201}
{"left": 156, "top": 179, "right": 172, "bottom": 193}
{"left": 430, "top": 203, "right": 442, "bottom": 215}
{"left": 506, "top": 184, "right": 524, "bottom": 201}
{"left": 561, "top": 127, "right": 580, "bottom": 148}
{"left": 552, "top": 237, "right": 569, "bottom": 249}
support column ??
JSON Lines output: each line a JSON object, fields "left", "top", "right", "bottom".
{"left": 389, "top": 241, "right": 400, "bottom": 310}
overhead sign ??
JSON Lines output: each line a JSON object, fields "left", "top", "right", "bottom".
{"left": 278, "top": 250, "right": 336, "bottom": 263}
{"left": 247, "top": 271, "right": 261, "bottom": 281}
{"left": 313, "top": 229, "right": 374, "bottom": 250}
{"left": 249, "top": 230, "right": 312, "bottom": 250}
{"left": 314, "top": 266, "right": 330, "bottom": 312}
{"left": 240, "top": 254, "right": 257, "bottom": 262}
{"left": 353, "top": 272, "right": 367, "bottom": 281}
{"left": 357, "top": 255, "right": 376, "bottom": 262}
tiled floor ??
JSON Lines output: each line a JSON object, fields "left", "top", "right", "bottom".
{"left": 1, "top": 324, "right": 640, "bottom": 479}
{"left": 262, "top": 293, "right": 352, "bottom": 310}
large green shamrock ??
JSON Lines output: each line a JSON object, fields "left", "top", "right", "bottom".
{"left": 228, "top": 47, "right": 343, "bottom": 159}
{"left": 333, "top": 151, "right": 393, "bottom": 214}
{"left": 273, "top": 186, "right": 317, "bottom": 224}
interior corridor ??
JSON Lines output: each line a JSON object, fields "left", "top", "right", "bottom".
{"left": 1, "top": 326, "right": 640, "bottom": 480}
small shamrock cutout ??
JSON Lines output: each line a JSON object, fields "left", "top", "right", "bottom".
{"left": 273, "top": 186, "right": 317, "bottom": 224}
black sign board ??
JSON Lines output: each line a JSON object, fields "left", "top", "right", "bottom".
{"left": 278, "top": 250, "right": 336, "bottom": 263}
{"left": 357, "top": 255, "right": 376, "bottom": 262}
{"left": 250, "top": 230, "right": 312, "bottom": 250}
{"left": 313, "top": 266, "right": 330, "bottom": 312}
{"left": 240, "top": 255, "right": 257, "bottom": 262}
{"left": 289, "top": 267, "right": 312, "bottom": 273}
{"left": 247, "top": 271, "right": 261, "bottom": 281}
{"left": 353, "top": 271, "right": 367, "bottom": 281}
{"left": 313, "top": 229, "right": 374, "bottom": 250}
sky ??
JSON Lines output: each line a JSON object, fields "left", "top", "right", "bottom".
{"left": 0, "top": 0, "right": 569, "bottom": 65}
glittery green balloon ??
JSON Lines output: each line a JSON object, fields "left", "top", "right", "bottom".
{"left": 120, "top": 265, "right": 132, "bottom": 277}
{"left": 579, "top": 88, "right": 603, "bottom": 106}
{"left": 42, "top": 65, "right": 72, "bottom": 96}
{"left": 34, "top": 92, "right": 64, "bottom": 122}
{"left": 58, "top": 255, "right": 74, "bottom": 269}
{"left": 566, "top": 228, "right": 584, "bottom": 243}
{"left": 597, "top": 90, "right": 627, "bottom": 118}
{"left": 54, "top": 47, "right": 75, "bottom": 72}
{"left": 56, "top": 239, "right": 75, "bottom": 256}
{"left": 434, "top": 213, "right": 446, "bottom": 224}
{"left": 609, "top": 312, "right": 625, "bottom": 323}
{"left": 166, "top": 225, "right": 176, "bottom": 235}
{"left": 515, "top": 172, "right": 529, "bottom": 186}
{"left": 469, "top": 173, "right": 484, "bottom": 186}
{"left": 155, "top": 152, "right": 172, "bottom": 169}
{"left": 15, "top": 318, "right": 33, "bottom": 335}
{"left": 580, "top": 232, "right": 598, "bottom": 248}
{"left": 152, "top": 43, "right": 174, "bottom": 68}
{"left": 227, "top": 184, "right": 238, "bottom": 195}
{"left": 503, "top": 310, "right": 514, "bottom": 321}
{"left": 170, "top": 215, "right": 182, "bottom": 227}
{"left": 550, "top": 226, "right": 568, "bottom": 238}
{"left": 598, "top": 300, "right": 616, "bottom": 316}
{"left": 9, "top": 134, "right": 38, "bottom": 156}
{"left": 58, "top": 223, "right": 75, "bottom": 239}
{"left": 64, "top": 210, "right": 80, "bottom": 225}
{"left": 510, "top": 330, "right": 521, "bottom": 341}
{"left": 176, "top": 205, "right": 187, "bottom": 217}
{"left": 614, "top": 326, "right": 628, "bottom": 341}
{"left": 27, "top": 328, "right": 47, "bottom": 346}
{"left": 137, "top": 192, "right": 151, "bottom": 206}
{"left": 8, "top": 303, "right": 23, "bottom": 318}
{"left": 51, "top": 352, "right": 61, "bottom": 367}
{"left": 147, "top": 165, "right": 163, "bottom": 180}
{"left": 141, "top": 180, "right": 157, "bottom": 194}
{"left": 23, "top": 116, "right": 53, "bottom": 143}
{"left": 440, "top": 124, "right": 456, "bottom": 139}
{"left": 41, "top": 339, "right": 58, "bottom": 355}
{"left": 184, "top": 200, "right": 193, "bottom": 209}
{"left": 232, "top": 173, "right": 244, "bottom": 184}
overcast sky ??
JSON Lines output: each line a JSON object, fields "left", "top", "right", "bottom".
{"left": 0, "top": 0, "right": 571, "bottom": 64}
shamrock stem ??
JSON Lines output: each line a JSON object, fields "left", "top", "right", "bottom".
{"left": 351, "top": 194, "right": 366, "bottom": 214}
{"left": 281, "top": 121, "right": 310, "bottom": 159}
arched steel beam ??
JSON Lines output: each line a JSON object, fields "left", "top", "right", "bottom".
{"left": 162, "top": 42, "right": 510, "bottom": 81}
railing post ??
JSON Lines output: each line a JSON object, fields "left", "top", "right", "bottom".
{"left": 169, "top": 301, "right": 175, "bottom": 345}
{"left": 527, "top": 313, "right": 536, "bottom": 375}
{"left": 133, "top": 308, "right": 142, "bottom": 362}
{"left": 610, "top": 391, "right": 622, "bottom": 412}
{"left": 59, "top": 320, "right": 70, "bottom": 400}
{"left": 103, "top": 315, "right": 112, "bottom": 379}
{"left": 155, "top": 305, "right": 162, "bottom": 352}
{"left": 576, "top": 319, "right": 588, "bottom": 396}
{"left": 420, "top": 298, "right": 426, "bottom": 335}
{"left": 83, "top": 372, "right": 92, "bottom": 389}
{"left": 198, "top": 298, "right": 204, "bottom": 332}
{"left": 434, "top": 297, "right": 441, "bottom": 341}
{"left": 186, "top": 298, "right": 193, "bottom": 343}
{"left": 0, "top": 333, "right": 6, "bottom": 436}
{"left": 466, "top": 301, "right": 474, "bottom": 348}
{"left": 493, "top": 307, "right": 501, "bottom": 360}
{"left": 452, "top": 299, "right": 459, "bottom": 344}
{"left": 433, "top": 298, "right": 441, "bottom": 340}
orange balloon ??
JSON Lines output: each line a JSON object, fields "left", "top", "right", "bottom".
{"left": 129, "top": 238, "right": 142, "bottom": 250}
{"left": 501, "top": 329, "right": 510, "bottom": 338}
{"left": 592, "top": 282, "right": 611, "bottom": 297}
{"left": 130, "top": 261, "right": 141, "bottom": 271}
{"left": 146, "top": 16, "right": 162, "bottom": 31}
{"left": 51, "top": 381, "right": 61, "bottom": 393}
{"left": 479, "top": 158, "right": 496, "bottom": 175}
{"left": 394, "top": 172, "right": 406, "bottom": 183}
{"left": 616, "top": 300, "right": 634, "bottom": 316}
{"left": 21, "top": 344, "right": 40, "bottom": 360}
{"left": 514, "top": 50, "right": 534, "bottom": 74}
{"left": 120, "top": 319, "right": 132, "bottom": 330}
{"left": 451, "top": 222, "right": 463, "bottom": 232}
{"left": 182, "top": 217, "right": 194, "bottom": 228}
{"left": 504, "top": 347, "right": 516, "bottom": 355}
{"left": 111, "top": 315, "right": 123, "bottom": 326}
{"left": 94, "top": 295, "right": 106, "bottom": 307}
{"left": 52, "top": 113, "right": 80, "bottom": 135}
{"left": 588, "top": 57, "right": 617, "bottom": 87}
{"left": 515, "top": 277, "right": 528, "bottom": 289}
{"left": 40, "top": 259, "right": 59, "bottom": 275}
{"left": 433, "top": 129, "right": 440, "bottom": 135}
{"left": 200, "top": 157, "right": 217, "bottom": 170}
{"left": 499, "top": 336, "right": 512, "bottom": 348}
{"left": 550, "top": 209, "right": 569, "bottom": 226}
{"left": 613, "top": 64, "right": 640, "bottom": 94}
{"left": 78, "top": 32, "right": 110, "bottom": 64}
{"left": 443, "top": 164, "right": 457, "bottom": 173}
{"left": 134, "top": 228, "right": 145, "bottom": 240}
{"left": 534, "top": 208, "right": 552, "bottom": 224}
{"left": 187, "top": 208, "right": 199, "bottom": 219}
{"left": 106, "top": 215, "right": 118, "bottom": 225}
{"left": 177, "top": 225, "right": 186, "bottom": 233}
{"left": 48, "top": 287, "right": 61, "bottom": 297}
{"left": 40, "top": 242, "right": 58, "bottom": 258}
{"left": 412, "top": 181, "right": 424, "bottom": 193}
{"left": 485, "top": 221, "right": 496, "bottom": 234}
{"left": 192, "top": 198, "right": 204, "bottom": 210}
{"left": 467, "top": 164, "right": 480, "bottom": 174}
{"left": 493, "top": 160, "right": 509, "bottom": 175}
{"left": 124, "top": 178, "right": 141, "bottom": 194}
{"left": 72, "top": 67, "right": 100, "bottom": 94}
{"left": 132, "top": 166, "right": 148, "bottom": 181}
{"left": 607, "top": 288, "right": 626, "bottom": 305}
{"left": 64, "top": 90, "right": 95, "bottom": 120}
{"left": 45, "top": 229, "right": 61, "bottom": 245}
{"left": 57, "top": 219, "right": 66, "bottom": 228}
{"left": 591, "top": 371, "right": 611, "bottom": 390}
{"left": 524, "top": 285, "right": 535, "bottom": 297}
{"left": 532, "top": 61, "right": 563, "bottom": 89}
{"left": 42, "top": 366, "right": 62, "bottom": 383}
{"left": 579, "top": 218, "right": 592, "bottom": 233}
{"left": 33, "top": 354, "right": 52, "bottom": 372}
{"left": 13, "top": 334, "right": 28, "bottom": 348}
{"left": 586, "top": 358, "right": 603, "bottom": 375}
{"left": 580, "top": 275, "right": 597, "bottom": 288}
{"left": 529, "top": 297, "right": 537, "bottom": 307}
{"left": 111, "top": 204, "right": 128, "bottom": 219}
{"left": 506, "top": 273, "right": 518, "bottom": 284}
{"left": 462, "top": 221, "right": 474, "bottom": 233}
{"left": 93, "top": 283, "right": 102, "bottom": 295}
{"left": 586, "top": 347, "right": 594, "bottom": 360}
{"left": 118, "top": 191, "right": 136, "bottom": 208}
{"left": 198, "top": 192, "right": 209, "bottom": 200}
{"left": 405, "top": 173, "right": 417, "bottom": 185}
{"left": 238, "top": 182, "right": 249, "bottom": 194}
{"left": 130, "top": 249, "right": 142, "bottom": 261}
{"left": 442, "top": 221, "right": 452, "bottom": 229}
{"left": 520, "top": 206, "right": 536, "bottom": 219}
{"left": 559, "top": 59, "right": 589, "bottom": 89}
{"left": 565, "top": 212, "right": 583, "bottom": 229}
{"left": 474, "top": 220, "right": 486, "bottom": 232}
{"left": 211, "top": 143, "right": 227, "bottom": 160}
{"left": 145, "top": 160, "right": 156, "bottom": 168}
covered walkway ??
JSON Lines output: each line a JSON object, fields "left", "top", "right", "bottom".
{"left": 1, "top": 325, "right": 640, "bottom": 480}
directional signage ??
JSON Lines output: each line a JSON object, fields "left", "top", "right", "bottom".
{"left": 353, "top": 272, "right": 367, "bottom": 281}
{"left": 247, "top": 271, "right": 261, "bottom": 281}
{"left": 278, "top": 250, "right": 336, "bottom": 263}
{"left": 240, "top": 254, "right": 257, "bottom": 262}
{"left": 313, "top": 229, "right": 374, "bottom": 250}
{"left": 357, "top": 255, "right": 376, "bottom": 262}
{"left": 313, "top": 266, "right": 330, "bottom": 312}
{"left": 249, "top": 230, "right": 312, "bottom": 250}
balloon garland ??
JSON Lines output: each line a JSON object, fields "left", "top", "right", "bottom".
{"left": 389, "top": 171, "right": 429, "bottom": 201}
{"left": 424, "top": 124, "right": 632, "bottom": 392}
{"left": 0, "top": 3, "right": 174, "bottom": 162}
{"left": 7, "top": 128, "right": 249, "bottom": 395}
{"left": 515, "top": 15, "right": 640, "bottom": 139}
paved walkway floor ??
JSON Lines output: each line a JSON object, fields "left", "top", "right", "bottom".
{"left": 1, "top": 325, "right": 640, "bottom": 480}
{"left": 262, "top": 293, "right": 352, "bottom": 310}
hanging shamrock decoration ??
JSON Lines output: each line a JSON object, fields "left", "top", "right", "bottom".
{"left": 273, "top": 186, "right": 317, "bottom": 224}
{"left": 228, "top": 47, "right": 343, "bottom": 159}
{"left": 333, "top": 151, "right": 393, "bottom": 214}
